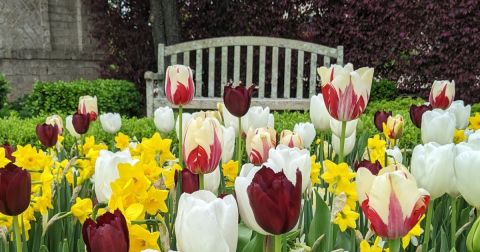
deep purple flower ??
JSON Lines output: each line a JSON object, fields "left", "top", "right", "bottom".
{"left": 72, "top": 112, "right": 90, "bottom": 134}
{"left": 0, "top": 163, "right": 31, "bottom": 216}
{"left": 36, "top": 123, "right": 59, "bottom": 148}
{"left": 373, "top": 111, "right": 392, "bottom": 132}
{"left": 409, "top": 104, "right": 433, "bottom": 128}
{"left": 223, "top": 83, "right": 257, "bottom": 117}
{"left": 82, "top": 209, "right": 129, "bottom": 252}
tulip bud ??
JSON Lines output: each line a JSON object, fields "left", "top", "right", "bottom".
{"left": 429, "top": 80, "right": 455, "bottom": 109}
{"left": 246, "top": 127, "right": 277, "bottom": 165}
{"left": 99, "top": 113, "right": 122, "bottom": 134}
{"left": 165, "top": 65, "right": 195, "bottom": 106}
{"left": 293, "top": 122, "right": 316, "bottom": 149}
{"left": 66, "top": 115, "right": 81, "bottom": 138}
{"left": 354, "top": 159, "right": 382, "bottom": 175}
{"left": 154, "top": 106, "right": 175, "bottom": 133}
{"left": 82, "top": 209, "right": 129, "bottom": 252}
{"left": 181, "top": 168, "right": 199, "bottom": 193}
{"left": 36, "top": 123, "right": 59, "bottom": 148}
{"left": 223, "top": 82, "right": 257, "bottom": 117}
{"left": 466, "top": 217, "right": 480, "bottom": 252}
{"left": 383, "top": 114, "right": 404, "bottom": 140}
{"left": 279, "top": 130, "right": 303, "bottom": 149}
{"left": 0, "top": 163, "right": 31, "bottom": 216}
{"left": 78, "top": 96, "right": 98, "bottom": 121}
{"left": 310, "top": 94, "right": 331, "bottom": 131}
{"left": 46, "top": 115, "right": 64, "bottom": 134}
{"left": 183, "top": 117, "right": 223, "bottom": 174}
{"left": 409, "top": 104, "right": 433, "bottom": 128}
{"left": 72, "top": 112, "right": 90, "bottom": 135}
{"left": 373, "top": 111, "right": 392, "bottom": 132}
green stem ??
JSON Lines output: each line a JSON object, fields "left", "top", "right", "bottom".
{"left": 388, "top": 238, "right": 401, "bottom": 252}
{"left": 423, "top": 200, "right": 434, "bottom": 252}
{"left": 178, "top": 106, "right": 184, "bottom": 167}
{"left": 199, "top": 173, "right": 204, "bottom": 190}
{"left": 264, "top": 235, "right": 282, "bottom": 252}
{"left": 274, "top": 235, "right": 281, "bottom": 252}
{"left": 13, "top": 215, "right": 22, "bottom": 252}
{"left": 236, "top": 117, "right": 242, "bottom": 169}
{"left": 339, "top": 121, "right": 347, "bottom": 163}
{"left": 451, "top": 196, "right": 457, "bottom": 248}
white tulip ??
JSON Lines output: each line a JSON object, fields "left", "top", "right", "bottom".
{"left": 294, "top": 122, "right": 316, "bottom": 148}
{"left": 411, "top": 143, "right": 456, "bottom": 199}
{"left": 175, "top": 113, "right": 193, "bottom": 141}
{"left": 310, "top": 94, "right": 331, "bottom": 131}
{"left": 447, "top": 100, "right": 471, "bottom": 129}
{"left": 175, "top": 190, "right": 238, "bottom": 252}
{"left": 241, "top": 106, "right": 270, "bottom": 133}
{"left": 219, "top": 103, "right": 240, "bottom": 136}
{"left": 204, "top": 166, "right": 221, "bottom": 195}
{"left": 221, "top": 126, "right": 236, "bottom": 163}
{"left": 93, "top": 149, "right": 137, "bottom": 203}
{"left": 268, "top": 113, "right": 275, "bottom": 129}
{"left": 267, "top": 145, "right": 311, "bottom": 192}
{"left": 332, "top": 130, "right": 356, "bottom": 156}
{"left": 330, "top": 118, "right": 358, "bottom": 138}
{"left": 455, "top": 147, "right": 480, "bottom": 208}
{"left": 421, "top": 109, "right": 456, "bottom": 144}
{"left": 154, "top": 106, "right": 175, "bottom": 133}
{"left": 386, "top": 146, "right": 403, "bottom": 165}
{"left": 99, "top": 113, "right": 122, "bottom": 134}
{"left": 468, "top": 130, "right": 480, "bottom": 144}
{"left": 65, "top": 115, "right": 80, "bottom": 138}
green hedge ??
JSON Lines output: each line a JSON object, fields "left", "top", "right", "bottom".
{"left": 0, "top": 74, "right": 9, "bottom": 110}
{"left": 370, "top": 78, "right": 398, "bottom": 101}
{"left": 24, "top": 79, "right": 142, "bottom": 117}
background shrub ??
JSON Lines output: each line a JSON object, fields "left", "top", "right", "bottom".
{"left": 370, "top": 79, "right": 399, "bottom": 102}
{"left": 25, "top": 79, "right": 142, "bottom": 117}
{"left": 0, "top": 74, "right": 9, "bottom": 110}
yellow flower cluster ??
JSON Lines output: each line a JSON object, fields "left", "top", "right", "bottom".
{"left": 321, "top": 160, "right": 359, "bottom": 232}
{"left": 360, "top": 237, "right": 388, "bottom": 252}
{"left": 469, "top": 112, "right": 480, "bottom": 130}
{"left": 368, "top": 135, "right": 386, "bottom": 167}
{"left": 310, "top": 155, "right": 321, "bottom": 186}
{"left": 65, "top": 136, "right": 107, "bottom": 186}
{"left": 222, "top": 160, "right": 239, "bottom": 187}
{"left": 454, "top": 129, "right": 466, "bottom": 144}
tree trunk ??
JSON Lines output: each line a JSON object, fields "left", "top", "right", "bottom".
{"left": 162, "top": 0, "right": 182, "bottom": 45}
{"left": 149, "top": 0, "right": 165, "bottom": 58}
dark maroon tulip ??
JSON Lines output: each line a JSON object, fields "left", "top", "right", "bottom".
{"left": 82, "top": 209, "right": 129, "bottom": 252}
{"left": 223, "top": 83, "right": 257, "bottom": 117}
{"left": 0, "top": 163, "right": 31, "bottom": 216}
{"left": 181, "top": 169, "right": 199, "bottom": 193}
{"left": 2, "top": 144, "right": 15, "bottom": 162}
{"left": 72, "top": 112, "right": 90, "bottom": 134}
{"left": 35, "top": 123, "right": 59, "bottom": 148}
{"left": 247, "top": 166, "right": 302, "bottom": 235}
{"left": 354, "top": 159, "right": 382, "bottom": 175}
{"left": 409, "top": 104, "right": 433, "bottom": 128}
{"left": 373, "top": 110, "right": 392, "bottom": 132}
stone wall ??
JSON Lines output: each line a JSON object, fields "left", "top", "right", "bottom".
{"left": 0, "top": 0, "right": 101, "bottom": 100}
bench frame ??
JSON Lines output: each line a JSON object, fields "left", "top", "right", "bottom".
{"left": 144, "top": 36, "right": 343, "bottom": 116}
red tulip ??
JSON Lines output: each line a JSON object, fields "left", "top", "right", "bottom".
{"left": 223, "top": 83, "right": 257, "bottom": 117}
{"left": 82, "top": 209, "right": 129, "bottom": 252}
{"left": 72, "top": 112, "right": 90, "bottom": 134}
{"left": 354, "top": 159, "right": 382, "bottom": 175}
{"left": 247, "top": 166, "right": 302, "bottom": 235}
{"left": 165, "top": 65, "right": 195, "bottom": 106}
{"left": 409, "top": 104, "right": 432, "bottom": 128}
{"left": 180, "top": 169, "right": 199, "bottom": 193}
{"left": 373, "top": 111, "right": 392, "bottom": 132}
{"left": 36, "top": 123, "right": 59, "bottom": 148}
{"left": 2, "top": 144, "right": 15, "bottom": 162}
{"left": 317, "top": 64, "right": 374, "bottom": 121}
{"left": 429, "top": 80, "right": 455, "bottom": 109}
{"left": 0, "top": 163, "right": 31, "bottom": 216}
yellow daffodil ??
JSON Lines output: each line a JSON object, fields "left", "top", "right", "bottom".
{"left": 33, "top": 193, "right": 53, "bottom": 214}
{"left": 162, "top": 165, "right": 178, "bottom": 190}
{"left": 0, "top": 147, "right": 10, "bottom": 168}
{"left": 222, "top": 160, "right": 239, "bottom": 187}
{"left": 22, "top": 207, "right": 36, "bottom": 240}
{"left": 310, "top": 155, "right": 321, "bottom": 186}
{"left": 140, "top": 160, "right": 163, "bottom": 181}
{"left": 71, "top": 198, "right": 93, "bottom": 224}
{"left": 342, "top": 182, "right": 358, "bottom": 209}
{"left": 0, "top": 213, "right": 12, "bottom": 229}
{"left": 321, "top": 160, "right": 355, "bottom": 194}
{"left": 454, "top": 129, "right": 466, "bottom": 144}
{"left": 115, "top": 132, "right": 130, "bottom": 150}
{"left": 141, "top": 188, "right": 169, "bottom": 215}
{"left": 402, "top": 215, "right": 424, "bottom": 249}
{"left": 469, "top": 112, "right": 480, "bottom": 130}
{"left": 57, "top": 135, "right": 64, "bottom": 145}
{"left": 129, "top": 224, "right": 161, "bottom": 252}
{"left": 368, "top": 135, "right": 386, "bottom": 166}
{"left": 360, "top": 236, "right": 388, "bottom": 252}
{"left": 333, "top": 205, "right": 359, "bottom": 232}
{"left": 13, "top": 144, "right": 41, "bottom": 170}
{"left": 124, "top": 203, "right": 145, "bottom": 222}
{"left": 115, "top": 163, "right": 151, "bottom": 194}
{"left": 140, "top": 133, "right": 175, "bottom": 165}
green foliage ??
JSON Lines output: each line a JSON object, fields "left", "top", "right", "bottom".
{"left": 370, "top": 78, "right": 398, "bottom": 101}
{"left": 24, "top": 79, "right": 142, "bottom": 118}
{"left": 0, "top": 74, "right": 10, "bottom": 110}
{"left": 472, "top": 103, "right": 480, "bottom": 114}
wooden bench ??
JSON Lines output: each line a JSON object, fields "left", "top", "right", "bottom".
{"left": 144, "top": 36, "right": 343, "bottom": 116}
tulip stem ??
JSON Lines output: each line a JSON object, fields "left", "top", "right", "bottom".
{"left": 13, "top": 215, "right": 22, "bottom": 252}
{"left": 388, "top": 238, "right": 401, "bottom": 252}
{"left": 339, "top": 120, "right": 347, "bottom": 163}
{"left": 199, "top": 173, "right": 204, "bottom": 190}
{"left": 178, "top": 105, "right": 184, "bottom": 167}
{"left": 236, "top": 117, "right": 242, "bottom": 169}
{"left": 274, "top": 235, "right": 282, "bottom": 252}
{"left": 423, "top": 200, "right": 434, "bottom": 252}
{"left": 451, "top": 196, "right": 457, "bottom": 248}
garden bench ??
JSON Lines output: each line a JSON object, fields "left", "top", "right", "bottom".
{"left": 144, "top": 36, "right": 343, "bottom": 116}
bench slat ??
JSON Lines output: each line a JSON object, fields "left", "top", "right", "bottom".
{"left": 246, "top": 46, "right": 253, "bottom": 85}
{"left": 323, "top": 55, "right": 330, "bottom": 67}
{"left": 284, "top": 48, "right": 291, "bottom": 98}
{"left": 221, "top": 46, "right": 228, "bottom": 96}
{"left": 258, "top": 46, "right": 266, "bottom": 98}
{"left": 183, "top": 51, "right": 190, "bottom": 66}
{"left": 195, "top": 49, "right": 202, "bottom": 96}
{"left": 208, "top": 48, "right": 215, "bottom": 97}
{"left": 271, "top": 47, "right": 279, "bottom": 98}
{"left": 296, "top": 50, "right": 304, "bottom": 98}
{"left": 309, "top": 53, "right": 317, "bottom": 97}
{"left": 170, "top": 54, "right": 177, "bottom": 65}
{"left": 233, "top": 46, "right": 240, "bottom": 83}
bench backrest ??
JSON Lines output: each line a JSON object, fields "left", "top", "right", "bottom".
{"left": 145, "top": 36, "right": 343, "bottom": 116}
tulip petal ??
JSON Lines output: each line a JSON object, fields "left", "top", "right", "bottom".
{"left": 5, "top": 169, "right": 30, "bottom": 215}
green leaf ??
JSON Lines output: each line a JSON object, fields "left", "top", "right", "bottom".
{"left": 39, "top": 245, "right": 49, "bottom": 252}
{"left": 307, "top": 190, "right": 330, "bottom": 252}
{"left": 241, "top": 232, "right": 264, "bottom": 252}
{"left": 237, "top": 223, "right": 253, "bottom": 252}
